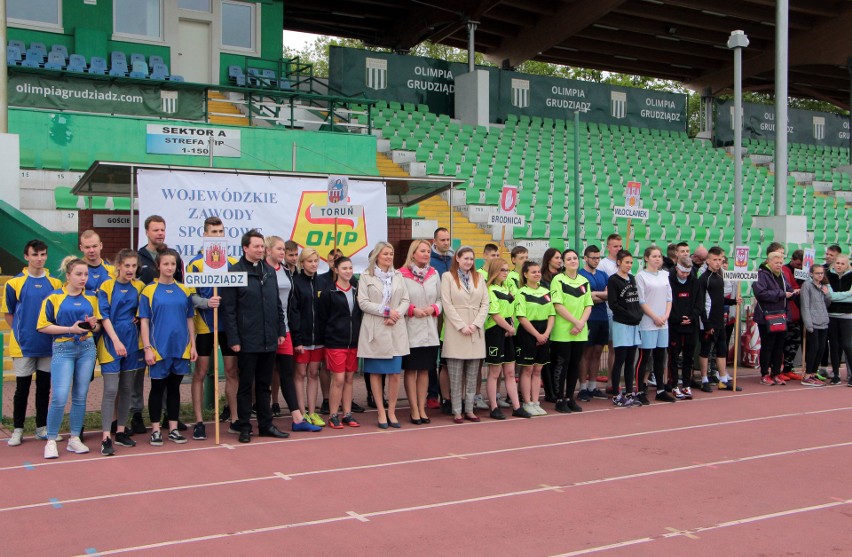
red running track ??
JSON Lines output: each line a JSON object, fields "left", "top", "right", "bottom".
{"left": 1, "top": 381, "right": 851, "bottom": 557}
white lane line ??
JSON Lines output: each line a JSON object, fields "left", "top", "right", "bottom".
{"left": 551, "top": 498, "right": 852, "bottom": 556}
{"left": 1, "top": 388, "right": 842, "bottom": 472}
{"left": 5, "top": 425, "right": 852, "bottom": 515}
{"left": 72, "top": 455, "right": 852, "bottom": 557}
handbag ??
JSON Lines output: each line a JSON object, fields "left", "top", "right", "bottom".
{"left": 764, "top": 311, "right": 787, "bottom": 333}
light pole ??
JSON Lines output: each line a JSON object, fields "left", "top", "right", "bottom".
{"left": 727, "top": 30, "right": 749, "bottom": 249}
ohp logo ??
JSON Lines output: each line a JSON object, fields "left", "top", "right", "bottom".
{"left": 290, "top": 191, "right": 368, "bottom": 256}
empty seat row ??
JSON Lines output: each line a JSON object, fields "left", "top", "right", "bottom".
{"left": 7, "top": 43, "right": 183, "bottom": 81}
{"left": 227, "top": 65, "right": 291, "bottom": 90}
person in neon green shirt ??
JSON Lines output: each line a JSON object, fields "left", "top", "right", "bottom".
{"left": 506, "top": 245, "right": 528, "bottom": 295}
{"left": 514, "top": 261, "right": 555, "bottom": 416}
{"left": 550, "top": 249, "right": 592, "bottom": 413}
{"left": 483, "top": 258, "right": 531, "bottom": 419}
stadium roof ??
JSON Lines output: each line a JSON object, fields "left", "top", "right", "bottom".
{"left": 283, "top": 0, "right": 852, "bottom": 108}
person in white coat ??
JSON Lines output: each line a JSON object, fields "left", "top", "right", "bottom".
{"left": 357, "top": 242, "right": 410, "bottom": 429}
{"left": 440, "top": 246, "right": 490, "bottom": 423}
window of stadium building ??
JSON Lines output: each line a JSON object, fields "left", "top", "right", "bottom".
{"left": 221, "top": 1, "right": 256, "bottom": 51}
{"left": 114, "top": 0, "right": 162, "bottom": 40}
{"left": 8, "top": 0, "right": 61, "bottom": 29}
{"left": 179, "top": 0, "right": 212, "bottom": 12}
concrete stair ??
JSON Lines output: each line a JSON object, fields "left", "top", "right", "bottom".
{"left": 376, "top": 152, "right": 409, "bottom": 178}
{"left": 417, "top": 196, "right": 494, "bottom": 255}
{"left": 207, "top": 91, "right": 248, "bottom": 127}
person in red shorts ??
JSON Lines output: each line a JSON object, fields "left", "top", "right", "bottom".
{"left": 292, "top": 248, "right": 329, "bottom": 427}
{"left": 318, "top": 257, "right": 362, "bottom": 429}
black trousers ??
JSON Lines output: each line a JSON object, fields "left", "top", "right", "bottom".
{"left": 13, "top": 370, "right": 51, "bottom": 429}
{"left": 552, "top": 340, "right": 585, "bottom": 401}
{"left": 236, "top": 351, "right": 275, "bottom": 432}
{"left": 757, "top": 324, "right": 785, "bottom": 377}
{"left": 805, "top": 328, "right": 829, "bottom": 376}
{"left": 148, "top": 373, "right": 183, "bottom": 424}
{"left": 668, "top": 331, "right": 696, "bottom": 387}
{"left": 275, "top": 354, "right": 300, "bottom": 412}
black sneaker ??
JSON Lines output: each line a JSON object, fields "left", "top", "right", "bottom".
{"left": 489, "top": 408, "right": 506, "bottom": 420}
{"left": 101, "top": 438, "right": 115, "bottom": 456}
{"left": 150, "top": 431, "right": 163, "bottom": 446}
{"left": 554, "top": 400, "right": 571, "bottom": 413}
{"left": 512, "top": 406, "right": 533, "bottom": 418}
{"left": 219, "top": 406, "right": 231, "bottom": 422}
{"left": 177, "top": 420, "right": 188, "bottom": 432}
{"left": 708, "top": 374, "right": 720, "bottom": 384}
{"left": 320, "top": 399, "right": 330, "bottom": 415}
{"left": 566, "top": 400, "right": 583, "bottom": 412}
{"left": 192, "top": 422, "right": 207, "bottom": 440}
{"left": 635, "top": 392, "right": 651, "bottom": 406}
{"left": 700, "top": 382, "right": 714, "bottom": 393}
{"left": 350, "top": 401, "right": 366, "bottom": 413}
{"left": 131, "top": 413, "right": 147, "bottom": 434}
{"left": 719, "top": 381, "right": 743, "bottom": 391}
{"left": 271, "top": 403, "right": 282, "bottom": 417}
{"left": 830, "top": 375, "right": 841, "bottom": 385}
{"left": 114, "top": 432, "right": 136, "bottom": 447}
{"left": 655, "top": 391, "right": 676, "bottom": 403}
{"left": 168, "top": 429, "right": 188, "bottom": 444}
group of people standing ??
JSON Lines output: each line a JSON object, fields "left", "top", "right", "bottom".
{"left": 4, "top": 217, "right": 850, "bottom": 460}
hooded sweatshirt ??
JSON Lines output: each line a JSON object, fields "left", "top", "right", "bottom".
{"left": 827, "top": 267, "right": 852, "bottom": 318}
{"left": 799, "top": 278, "right": 832, "bottom": 331}
{"left": 430, "top": 244, "right": 454, "bottom": 276}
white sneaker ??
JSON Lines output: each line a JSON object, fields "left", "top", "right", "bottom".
{"left": 9, "top": 428, "right": 24, "bottom": 446}
{"left": 672, "top": 386, "right": 686, "bottom": 400}
{"left": 497, "top": 396, "right": 512, "bottom": 408}
{"left": 34, "top": 426, "right": 62, "bottom": 442}
{"left": 473, "top": 394, "right": 489, "bottom": 410}
{"left": 44, "top": 440, "right": 59, "bottom": 459}
{"left": 66, "top": 436, "right": 90, "bottom": 454}
{"left": 647, "top": 375, "right": 657, "bottom": 387}
{"left": 533, "top": 401, "right": 548, "bottom": 416}
{"left": 522, "top": 402, "right": 538, "bottom": 416}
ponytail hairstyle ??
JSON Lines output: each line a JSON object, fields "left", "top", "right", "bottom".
{"left": 60, "top": 256, "right": 87, "bottom": 276}
{"left": 114, "top": 248, "right": 139, "bottom": 267}
{"left": 155, "top": 248, "right": 180, "bottom": 269}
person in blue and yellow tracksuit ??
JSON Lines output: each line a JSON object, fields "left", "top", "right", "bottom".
{"left": 138, "top": 249, "right": 197, "bottom": 447}
{"left": 79, "top": 230, "right": 116, "bottom": 293}
{"left": 37, "top": 257, "right": 102, "bottom": 459}
{"left": 96, "top": 249, "right": 145, "bottom": 456}
{"left": 185, "top": 216, "right": 238, "bottom": 439}
{"left": 3, "top": 239, "right": 63, "bottom": 447}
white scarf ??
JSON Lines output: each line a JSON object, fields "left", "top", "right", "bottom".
{"left": 374, "top": 266, "right": 395, "bottom": 307}
{"left": 410, "top": 263, "right": 429, "bottom": 282}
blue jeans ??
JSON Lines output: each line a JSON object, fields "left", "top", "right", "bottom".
{"left": 47, "top": 339, "right": 96, "bottom": 439}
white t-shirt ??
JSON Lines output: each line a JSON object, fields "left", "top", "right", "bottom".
{"left": 636, "top": 269, "right": 672, "bottom": 330}
{"left": 273, "top": 264, "right": 291, "bottom": 332}
{"left": 598, "top": 256, "right": 618, "bottom": 318}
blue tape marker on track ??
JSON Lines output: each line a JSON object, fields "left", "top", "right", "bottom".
{"left": 85, "top": 548, "right": 99, "bottom": 555}
{"left": 23, "top": 462, "right": 35, "bottom": 470}
{"left": 49, "top": 498, "right": 62, "bottom": 509}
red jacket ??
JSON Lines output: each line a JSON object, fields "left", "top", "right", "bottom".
{"left": 780, "top": 264, "right": 801, "bottom": 322}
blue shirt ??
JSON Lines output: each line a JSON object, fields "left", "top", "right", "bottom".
{"left": 579, "top": 267, "right": 609, "bottom": 322}
{"left": 138, "top": 281, "right": 194, "bottom": 361}
{"left": 37, "top": 287, "right": 101, "bottom": 343}
{"left": 97, "top": 278, "right": 144, "bottom": 365}
{"left": 1, "top": 269, "right": 63, "bottom": 357}
{"left": 85, "top": 261, "right": 115, "bottom": 293}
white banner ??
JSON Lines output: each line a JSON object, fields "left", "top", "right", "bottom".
{"left": 137, "top": 170, "right": 388, "bottom": 272}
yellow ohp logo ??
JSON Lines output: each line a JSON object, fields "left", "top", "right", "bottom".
{"left": 290, "top": 191, "right": 369, "bottom": 256}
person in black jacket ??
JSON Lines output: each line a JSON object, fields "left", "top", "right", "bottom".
{"left": 221, "top": 230, "right": 289, "bottom": 443}
{"left": 291, "top": 248, "right": 330, "bottom": 427}
{"left": 667, "top": 257, "right": 699, "bottom": 399}
{"left": 317, "top": 257, "right": 363, "bottom": 429}
{"left": 607, "top": 250, "right": 644, "bottom": 407}
{"left": 696, "top": 247, "right": 742, "bottom": 392}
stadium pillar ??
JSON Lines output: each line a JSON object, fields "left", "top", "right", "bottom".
{"left": 0, "top": 0, "right": 7, "bottom": 133}
{"left": 574, "top": 110, "right": 581, "bottom": 249}
{"left": 466, "top": 21, "right": 478, "bottom": 73}
{"left": 774, "top": 0, "right": 789, "bottom": 216}
{"left": 728, "top": 31, "right": 749, "bottom": 249}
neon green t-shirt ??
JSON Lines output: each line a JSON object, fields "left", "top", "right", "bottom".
{"left": 550, "top": 273, "right": 593, "bottom": 342}
{"left": 485, "top": 282, "right": 514, "bottom": 330}
{"left": 514, "top": 285, "right": 555, "bottom": 324}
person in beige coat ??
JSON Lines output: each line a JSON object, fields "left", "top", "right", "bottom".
{"left": 358, "top": 242, "right": 410, "bottom": 429}
{"left": 400, "top": 240, "right": 442, "bottom": 425}
{"left": 441, "top": 246, "right": 490, "bottom": 423}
